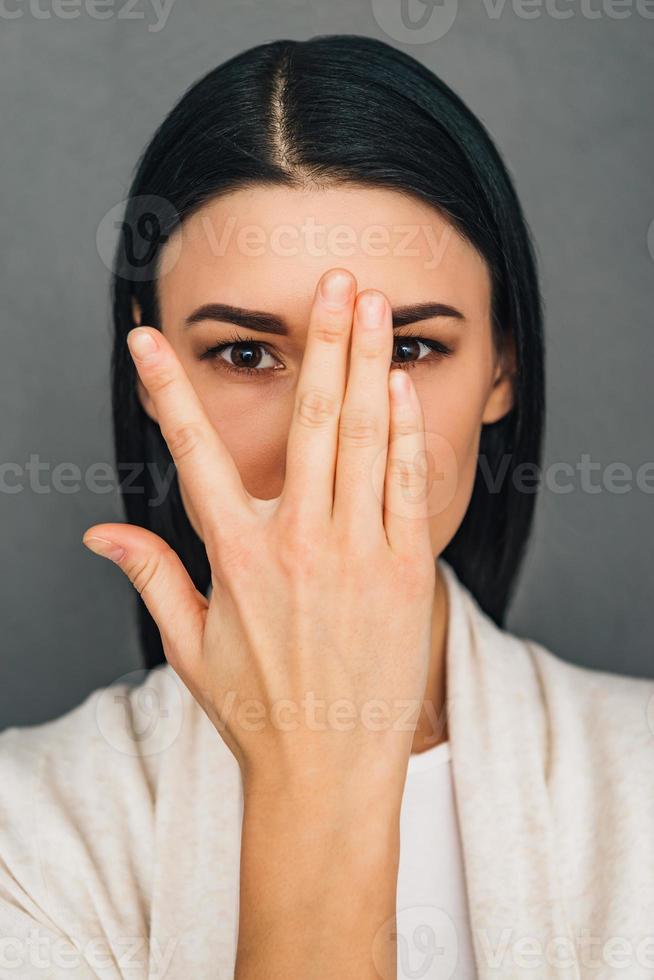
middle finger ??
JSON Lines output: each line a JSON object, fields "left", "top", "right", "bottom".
{"left": 277, "top": 268, "right": 357, "bottom": 527}
{"left": 332, "top": 290, "right": 394, "bottom": 542}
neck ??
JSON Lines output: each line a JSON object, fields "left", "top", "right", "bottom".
{"left": 410, "top": 560, "right": 449, "bottom": 755}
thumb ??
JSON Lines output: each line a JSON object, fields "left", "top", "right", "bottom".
{"left": 81, "top": 523, "right": 207, "bottom": 672}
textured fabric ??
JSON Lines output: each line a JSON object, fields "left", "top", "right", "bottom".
{"left": 1, "top": 557, "right": 653, "bottom": 978}
{"left": 398, "top": 740, "right": 477, "bottom": 979}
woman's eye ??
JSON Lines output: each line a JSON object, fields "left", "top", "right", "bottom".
{"left": 200, "top": 338, "right": 284, "bottom": 377}
{"left": 392, "top": 336, "right": 453, "bottom": 370}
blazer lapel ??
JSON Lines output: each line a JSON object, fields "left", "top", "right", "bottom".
{"left": 439, "top": 558, "right": 582, "bottom": 980}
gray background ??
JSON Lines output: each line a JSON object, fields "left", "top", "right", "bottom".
{"left": 1, "top": 1, "right": 652, "bottom": 729}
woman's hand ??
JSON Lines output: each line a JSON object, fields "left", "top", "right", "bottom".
{"left": 83, "top": 268, "right": 437, "bottom": 794}
{"left": 83, "top": 268, "right": 438, "bottom": 977}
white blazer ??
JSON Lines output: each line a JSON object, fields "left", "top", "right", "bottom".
{"left": 0, "top": 557, "right": 652, "bottom": 979}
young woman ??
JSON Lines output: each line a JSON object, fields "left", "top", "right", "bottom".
{"left": 1, "top": 34, "right": 653, "bottom": 980}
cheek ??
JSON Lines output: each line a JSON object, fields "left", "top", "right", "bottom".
{"left": 413, "top": 365, "right": 488, "bottom": 557}
{"left": 191, "top": 381, "right": 295, "bottom": 501}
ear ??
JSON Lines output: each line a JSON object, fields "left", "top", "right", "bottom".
{"left": 481, "top": 332, "right": 516, "bottom": 425}
{"left": 131, "top": 299, "right": 159, "bottom": 424}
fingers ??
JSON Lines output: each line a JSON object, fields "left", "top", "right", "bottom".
{"left": 277, "top": 269, "right": 357, "bottom": 527}
{"left": 127, "top": 327, "right": 251, "bottom": 549}
{"left": 81, "top": 523, "right": 207, "bottom": 674}
{"left": 383, "top": 369, "right": 434, "bottom": 561}
{"left": 331, "top": 290, "right": 394, "bottom": 542}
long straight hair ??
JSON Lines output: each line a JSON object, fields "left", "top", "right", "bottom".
{"left": 110, "top": 34, "right": 545, "bottom": 669}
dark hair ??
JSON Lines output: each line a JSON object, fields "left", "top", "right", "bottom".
{"left": 111, "top": 34, "right": 545, "bottom": 670}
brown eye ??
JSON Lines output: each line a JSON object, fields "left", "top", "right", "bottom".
{"left": 219, "top": 341, "right": 273, "bottom": 371}
{"left": 199, "top": 334, "right": 285, "bottom": 377}
{"left": 392, "top": 336, "right": 453, "bottom": 370}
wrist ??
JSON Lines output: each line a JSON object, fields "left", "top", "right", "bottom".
{"left": 243, "top": 758, "right": 404, "bottom": 822}
{"left": 241, "top": 767, "right": 402, "bottom": 866}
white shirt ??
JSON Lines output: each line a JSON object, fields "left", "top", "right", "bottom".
{"left": 399, "top": 741, "right": 477, "bottom": 979}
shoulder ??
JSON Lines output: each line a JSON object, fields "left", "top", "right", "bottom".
{"left": 449, "top": 551, "right": 654, "bottom": 780}
{"left": 518, "top": 634, "right": 654, "bottom": 930}
{"left": 443, "top": 555, "right": 654, "bottom": 760}
{"left": 0, "top": 661, "right": 187, "bottom": 801}
{"left": 524, "top": 633, "right": 654, "bottom": 747}
{"left": 519, "top": 632, "right": 654, "bottom": 836}
{"left": 0, "top": 663, "right": 193, "bottom": 956}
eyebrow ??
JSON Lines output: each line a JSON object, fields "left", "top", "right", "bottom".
{"left": 183, "top": 301, "right": 465, "bottom": 335}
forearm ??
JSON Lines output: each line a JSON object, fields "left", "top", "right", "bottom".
{"left": 234, "top": 776, "right": 402, "bottom": 979}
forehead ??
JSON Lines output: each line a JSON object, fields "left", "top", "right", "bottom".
{"left": 158, "top": 184, "right": 491, "bottom": 327}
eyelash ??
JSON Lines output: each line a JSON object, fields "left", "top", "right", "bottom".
{"left": 198, "top": 329, "right": 454, "bottom": 378}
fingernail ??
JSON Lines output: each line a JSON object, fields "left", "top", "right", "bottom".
{"left": 83, "top": 536, "right": 126, "bottom": 563}
{"left": 320, "top": 270, "right": 353, "bottom": 308}
{"left": 127, "top": 328, "right": 158, "bottom": 360}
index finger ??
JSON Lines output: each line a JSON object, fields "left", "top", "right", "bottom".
{"left": 277, "top": 268, "right": 356, "bottom": 527}
{"left": 127, "top": 326, "right": 251, "bottom": 544}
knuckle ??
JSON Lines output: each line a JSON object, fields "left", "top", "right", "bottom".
{"left": 275, "top": 511, "right": 323, "bottom": 578}
{"left": 125, "top": 551, "right": 163, "bottom": 597}
{"left": 389, "top": 455, "right": 425, "bottom": 493}
{"left": 145, "top": 364, "right": 176, "bottom": 395}
{"left": 204, "top": 513, "right": 260, "bottom": 581}
{"left": 165, "top": 422, "right": 203, "bottom": 463}
{"left": 392, "top": 414, "right": 421, "bottom": 438}
{"left": 214, "top": 534, "right": 255, "bottom": 577}
{"left": 339, "top": 408, "right": 379, "bottom": 448}
{"left": 313, "top": 315, "right": 348, "bottom": 345}
{"left": 276, "top": 521, "right": 319, "bottom": 578}
{"left": 296, "top": 387, "right": 338, "bottom": 429}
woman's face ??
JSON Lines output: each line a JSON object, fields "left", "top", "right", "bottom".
{"left": 135, "top": 185, "right": 515, "bottom": 557}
